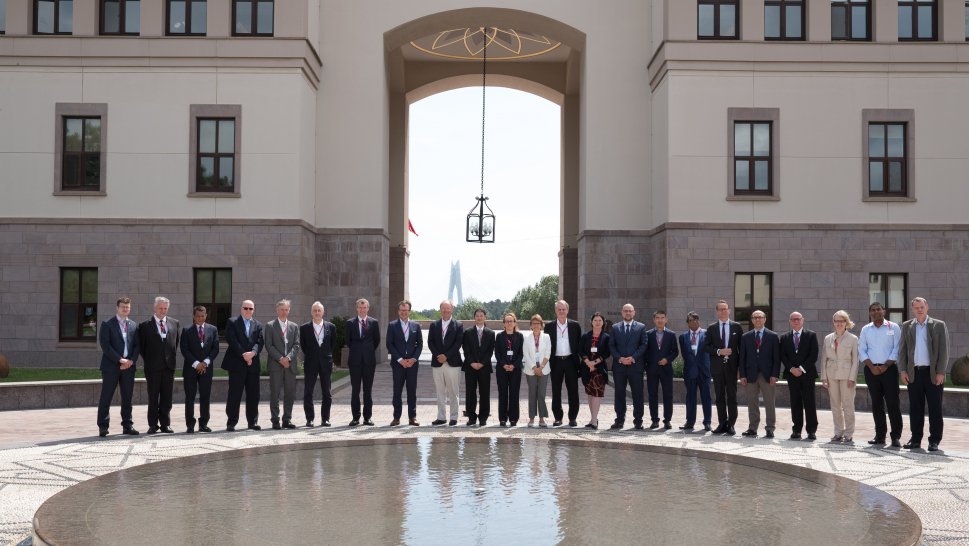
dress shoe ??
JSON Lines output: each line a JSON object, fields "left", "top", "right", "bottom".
{"left": 680, "top": 424, "right": 694, "bottom": 430}
{"left": 306, "top": 421, "right": 314, "bottom": 428}
{"left": 586, "top": 423, "right": 598, "bottom": 430}
{"left": 147, "top": 426, "right": 160, "bottom": 435}
{"left": 199, "top": 426, "right": 212, "bottom": 433}
{"left": 283, "top": 422, "right": 296, "bottom": 429}
{"left": 789, "top": 433, "right": 801, "bottom": 440}
{"left": 868, "top": 437, "right": 886, "bottom": 445}
{"left": 322, "top": 421, "right": 331, "bottom": 427}
{"left": 509, "top": 421, "right": 517, "bottom": 427}
{"left": 569, "top": 420, "right": 578, "bottom": 427}
{"left": 390, "top": 418, "right": 401, "bottom": 427}
{"left": 186, "top": 426, "right": 196, "bottom": 434}
{"left": 500, "top": 422, "right": 507, "bottom": 427}
{"left": 363, "top": 419, "right": 375, "bottom": 426}
{"left": 726, "top": 426, "right": 736, "bottom": 435}
{"left": 226, "top": 425, "right": 236, "bottom": 432}
{"left": 349, "top": 419, "right": 360, "bottom": 426}
{"left": 448, "top": 420, "right": 457, "bottom": 426}
{"left": 711, "top": 424, "right": 727, "bottom": 434}
{"left": 248, "top": 425, "right": 262, "bottom": 431}
{"left": 807, "top": 433, "right": 816, "bottom": 440}
{"left": 479, "top": 421, "right": 488, "bottom": 427}
{"left": 161, "top": 426, "right": 174, "bottom": 434}
{"left": 634, "top": 423, "right": 644, "bottom": 430}
{"left": 431, "top": 419, "right": 446, "bottom": 426}
{"left": 467, "top": 419, "right": 477, "bottom": 427}
{"left": 610, "top": 422, "right": 624, "bottom": 430}
{"left": 649, "top": 421, "right": 660, "bottom": 430}
{"left": 891, "top": 437, "right": 901, "bottom": 448}
{"left": 552, "top": 421, "right": 563, "bottom": 427}
{"left": 99, "top": 428, "right": 109, "bottom": 437}
{"left": 704, "top": 424, "right": 712, "bottom": 432}
{"left": 663, "top": 421, "right": 672, "bottom": 430}
{"left": 409, "top": 419, "right": 419, "bottom": 426}
{"left": 902, "top": 440, "right": 921, "bottom": 450}
{"left": 123, "top": 427, "right": 140, "bottom": 435}
{"left": 928, "top": 443, "right": 940, "bottom": 452}
{"left": 765, "top": 430, "right": 774, "bottom": 439}
{"left": 742, "top": 429, "right": 757, "bottom": 437}
{"left": 272, "top": 423, "right": 283, "bottom": 430}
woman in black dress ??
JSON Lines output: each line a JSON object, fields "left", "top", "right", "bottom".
{"left": 579, "top": 312, "right": 610, "bottom": 429}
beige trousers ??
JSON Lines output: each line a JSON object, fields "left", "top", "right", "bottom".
{"left": 745, "top": 373, "right": 776, "bottom": 433}
{"left": 432, "top": 365, "right": 463, "bottom": 421}
{"left": 827, "top": 378, "right": 856, "bottom": 437}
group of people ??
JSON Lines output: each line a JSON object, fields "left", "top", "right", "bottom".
{"left": 96, "top": 294, "right": 950, "bottom": 452}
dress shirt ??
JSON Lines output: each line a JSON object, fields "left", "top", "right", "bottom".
{"left": 791, "top": 328, "right": 802, "bottom": 352}
{"left": 441, "top": 318, "right": 452, "bottom": 334}
{"left": 312, "top": 320, "right": 326, "bottom": 346}
{"left": 476, "top": 325, "right": 484, "bottom": 344}
{"left": 243, "top": 317, "right": 251, "bottom": 337}
{"left": 857, "top": 321, "right": 900, "bottom": 364}
{"left": 688, "top": 328, "right": 701, "bottom": 355}
{"left": 621, "top": 320, "right": 634, "bottom": 334}
{"left": 401, "top": 320, "right": 410, "bottom": 342}
{"left": 718, "top": 320, "right": 730, "bottom": 354}
{"left": 116, "top": 315, "right": 129, "bottom": 358}
{"left": 154, "top": 315, "right": 168, "bottom": 338}
{"left": 554, "top": 319, "right": 571, "bottom": 356}
{"left": 192, "top": 323, "right": 210, "bottom": 370}
{"left": 914, "top": 319, "right": 930, "bottom": 367}
{"left": 358, "top": 316, "right": 368, "bottom": 337}
{"left": 655, "top": 327, "right": 668, "bottom": 346}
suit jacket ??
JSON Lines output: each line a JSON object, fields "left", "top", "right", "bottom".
{"left": 99, "top": 316, "right": 140, "bottom": 373}
{"left": 608, "top": 321, "right": 648, "bottom": 370}
{"left": 462, "top": 326, "right": 496, "bottom": 373}
{"left": 222, "top": 315, "right": 264, "bottom": 374}
{"left": 494, "top": 331, "right": 524, "bottom": 371}
{"left": 645, "top": 328, "right": 679, "bottom": 374}
{"left": 703, "top": 320, "right": 744, "bottom": 375}
{"left": 738, "top": 328, "right": 781, "bottom": 382}
{"left": 897, "top": 316, "right": 950, "bottom": 377}
{"left": 265, "top": 318, "right": 300, "bottom": 374}
{"left": 522, "top": 331, "right": 552, "bottom": 375}
{"left": 386, "top": 319, "right": 423, "bottom": 366}
{"left": 579, "top": 330, "right": 610, "bottom": 384}
{"left": 779, "top": 329, "right": 819, "bottom": 380}
{"left": 428, "top": 318, "right": 464, "bottom": 367}
{"left": 544, "top": 319, "right": 583, "bottom": 372}
{"left": 180, "top": 322, "right": 220, "bottom": 373}
{"left": 679, "top": 329, "right": 711, "bottom": 380}
{"left": 300, "top": 320, "right": 337, "bottom": 373}
{"left": 820, "top": 331, "right": 860, "bottom": 381}
{"left": 345, "top": 316, "right": 380, "bottom": 367}
{"left": 138, "top": 317, "right": 180, "bottom": 373}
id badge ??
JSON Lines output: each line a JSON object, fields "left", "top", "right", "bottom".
{"left": 507, "top": 350, "right": 514, "bottom": 356}
{"left": 591, "top": 347, "right": 597, "bottom": 353}
{"left": 887, "top": 331, "right": 894, "bottom": 336}
{"left": 691, "top": 344, "right": 698, "bottom": 353}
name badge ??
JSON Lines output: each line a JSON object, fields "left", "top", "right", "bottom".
{"left": 591, "top": 347, "right": 597, "bottom": 353}
{"left": 691, "top": 344, "right": 698, "bottom": 353}
{"left": 507, "top": 350, "right": 514, "bottom": 356}
{"left": 160, "top": 332, "right": 167, "bottom": 339}
{"left": 887, "top": 331, "right": 894, "bottom": 336}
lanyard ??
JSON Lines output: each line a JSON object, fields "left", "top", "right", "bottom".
{"left": 441, "top": 320, "right": 449, "bottom": 336}
{"left": 557, "top": 321, "right": 568, "bottom": 339}
{"left": 755, "top": 331, "right": 763, "bottom": 351}
{"left": 157, "top": 318, "right": 166, "bottom": 334}
{"left": 534, "top": 335, "right": 540, "bottom": 353}
{"left": 197, "top": 324, "right": 204, "bottom": 343}
{"left": 506, "top": 335, "right": 514, "bottom": 362}
{"left": 314, "top": 321, "right": 325, "bottom": 343}
{"left": 691, "top": 331, "right": 698, "bottom": 345}
{"left": 117, "top": 317, "right": 127, "bottom": 335}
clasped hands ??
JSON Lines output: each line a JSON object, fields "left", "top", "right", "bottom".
{"left": 119, "top": 358, "right": 133, "bottom": 370}
{"left": 243, "top": 351, "right": 256, "bottom": 366}
{"left": 399, "top": 358, "right": 417, "bottom": 368}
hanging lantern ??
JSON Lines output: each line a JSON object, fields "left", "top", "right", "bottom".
{"left": 467, "top": 27, "right": 495, "bottom": 244}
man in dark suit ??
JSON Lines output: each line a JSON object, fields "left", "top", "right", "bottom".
{"left": 181, "top": 305, "right": 219, "bottom": 433}
{"left": 645, "top": 310, "right": 679, "bottom": 429}
{"left": 138, "top": 296, "right": 180, "bottom": 434}
{"left": 779, "top": 311, "right": 819, "bottom": 440}
{"left": 739, "top": 310, "right": 781, "bottom": 438}
{"left": 97, "top": 296, "right": 141, "bottom": 437}
{"left": 463, "top": 308, "right": 495, "bottom": 427}
{"left": 223, "top": 300, "right": 264, "bottom": 431}
{"left": 544, "top": 300, "right": 583, "bottom": 426}
{"left": 679, "top": 312, "right": 712, "bottom": 431}
{"left": 608, "top": 304, "right": 649, "bottom": 429}
{"left": 386, "top": 299, "right": 423, "bottom": 427}
{"left": 300, "top": 301, "right": 337, "bottom": 427}
{"left": 428, "top": 300, "right": 464, "bottom": 426}
{"left": 345, "top": 298, "right": 380, "bottom": 426}
{"left": 703, "top": 300, "right": 744, "bottom": 435}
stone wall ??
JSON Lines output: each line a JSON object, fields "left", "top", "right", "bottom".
{"left": 558, "top": 248, "right": 578, "bottom": 319}
{"left": 576, "top": 230, "right": 661, "bottom": 325}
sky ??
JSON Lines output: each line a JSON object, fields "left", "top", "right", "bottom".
{"left": 407, "top": 87, "right": 561, "bottom": 311}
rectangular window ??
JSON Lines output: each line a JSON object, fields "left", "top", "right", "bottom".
{"left": 965, "top": 1, "right": 968, "bottom": 41}
{"left": 60, "top": 268, "right": 98, "bottom": 341}
{"left": 698, "top": 0, "right": 738, "bottom": 39}
{"left": 734, "top": 273, "right": 772, "bottom": 331}
{"left": 765, "top": 0, "right": 804, "bottom": 40}
{"left": 194, "top": 268, "right": 232, "bottom": 337}
{"left": 868, "top": 123, "right": 906, "bottom": 196}
{"left": 35, "top": 0, "right": 73, "bottom": 35}
{"left": 196, "top": 118, "right": 235, "bottom": 192}
{"left": 167, "top": 0, "right": 206, "bottom": 35}
{"left": 898, "top": 0, "right": 936, "bottom": 41}
{"left": 62, "top": 117, "right": 102, "bottom": 190}
{"left": 869, "top": 273, "right": 907, "bottom": 324}
{"left": 233, "top": 0, "right": 273, "bottom": 36}
{"left": 1, "top": 0, "right": 7, "bottom": 34}
{"left": 831, "top": 0, "right": 871, "bottom": 41}
{"left": 733, "top": 121, "right": 772, "bottom": 195}
{"left": 101, "top": 0, "right": 139, "bottom": 35}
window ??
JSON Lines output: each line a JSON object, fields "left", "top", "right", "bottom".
{"left": 62, "top": 117, "right": 102, "bottom": 190}
{"left": 965, "top": 1, "right": 968, "bottom": 41}
{"left": 194, "top": 268, "right": 232, "bottom": 337}
{"left": 60, "top": 268, "right": 98, "bottom": 342}
{"left": 196, "top": 119, "right": 235, "bottom": 192}
{"left": 167, "top": 0, "right": 206, "bottom": 36}
{"left": 868, "top": 123, "right": 906, "bottom": 196}
{"left": 697, "top": 0, "right": 738, "bottom": 39}
{"left": 831, "top": 0, "right": 870, "bottom": 41}
{"left": 869, "top": 274, "right": 907, "bottom": 324}
{"left": 734, "top": 273, "right": 772, "bottom": 331}
{"left": 100, "top": 0, "right": 139, "bottom": 35}
{"left": 233, "top": 0, "right": 273, "bottom": 36}
{"left": 1, "top": 0, "right": 7, "bottom": 34}
{"left": 898, "top": 0, "right": 936, "bottom": 41}
{"left": 733, "top": 122, "right": 772, "bottom": 195}
{"left": 765, "top": 0, "right": 803, "bottom": 40}
{"left": 35, "top": 0, "right": 73, "bottom": 35}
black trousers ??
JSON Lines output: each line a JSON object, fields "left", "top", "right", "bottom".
{"left": 349, "top": 364, "right": 376, "bottom": 420}
{"left": 613, "top": 362, "right": 645, "bottom": 425}
{"left": 865, "top": 364, "right": 903, "bottom": 439}
{"left": 646, "top": 365, "right": 674, "bottom": 423}
{"left": 465, "top": 368, "right": 492, "bottom": 423}
{"left": 495, "top": 366, "right": 521, "bottom": 423}
{"left": 145, "top": 368, "right": 175, "bottom": 428}
{"left": 97, "top": 367, "right": 136, "bottom": 428}
{"left": 786, "top": 373, "right": 818, "bottom": 434}
{"left": 226, "top": 370, "right": 260, "bottom": 427}
{"left": 908, "top": 367, "right": 944, "bottom": 445}
{"left": 713, "top": 365, "right": 739, "bottom": 427}
{"left": 391, "top": 363, "right": 418, "bottom": 420}
{"left": 183, "top": 365, "right": 213, "bottom": 428}
{"left": 304, "top": 366, "right": 333, "bottom": 423}
{"left": 551, "top": 357, "right": 580, "bottom": 422}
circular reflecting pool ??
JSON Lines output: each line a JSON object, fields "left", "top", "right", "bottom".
{"left": 33, "top": 438, "right": 921, "bottom": 546}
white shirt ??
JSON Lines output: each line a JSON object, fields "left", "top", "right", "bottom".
{"left": 154, "top": 315, "right": 168, "bottom": 339}
{"left": 192, "top": 322, "right": 210, "bottom": 370}
{"left": 717, "top": 320, "right": 731, "bottom": 356}
{"left": 555, "top": 319, "right": 571, "bottom": 356}
{"left": 116, "top": 315, "right": 129, "bottom": 358}
{"left": 791, "top": 328, "right": 803, "bottom": 352}
{"left": 476, "top": 325, "right": 484, "bottom": 344}
{"left": 312, "top": 319, "right": 326, "bottom": 346}
{"left": 358, "top": 316, "right": 368, "bottom": 337}
{"left": 688, "top": 328, "right": 701, "bottom": 355}
{"left": 401, "top": 320, "right": 410, "bottom": 342}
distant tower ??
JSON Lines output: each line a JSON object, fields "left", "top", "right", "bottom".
{"left": 448, "top": 261, "right": 464, "bottom": 306}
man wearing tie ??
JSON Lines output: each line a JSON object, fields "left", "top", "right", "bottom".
{"left": 428, "top": 300, "right": 464, "bottom": 426}
{"left": 386, "top": 300, "right": 423, "bottom": 427}
{"left": 345, "top": 298, "right": 380, "bottom": 426}
{"left": 181, "top": 305, "right": 219, "bottom": 433}
{"left": 138, "top": 296, "right": 180, "bottom": 434}
{"left": 739, "top": 310, "right": 781, "bottom": 438}
{"left": 779, "top": 311, "right": 819, "bottom": 440}
{"left": 898, "top": 297, "right": 949, "bottom": 452}
{"left": 463, "top": 309, "right": 495, "bottom": 427}
{"left": 645, "top": 310, "right": 679, "bottom": 429}
{"left": 858, "top": 302, "right": 903, "bottom": 447}
{"left": 608, "top": 304, "right": 649, "bottom": 430}
{"left": 223, "top": 300, "right": 264, "bottom": 431}
{"left": 96, "top": 296, "right": 141, "bottom": 437}
{"left": 300, "top": 302, "right": 336, "bottom": 427}
{"left": 265, "top": 300, "right": 300, "bottom": 430}
{"left": 544, "top": 300, "right": 583, "bottom": 427}
{"left": 703, "top": 300, "right": 743, "bottom": 435}
{"left": 678, "top": 312, "right": 712, "bottom": 431}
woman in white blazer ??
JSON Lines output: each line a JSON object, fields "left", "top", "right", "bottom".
{"left": 522, "top": 314, "right": 552, "bottom": 427}
{"left": 821, "top": 310, "right": 860, "bottom": 442}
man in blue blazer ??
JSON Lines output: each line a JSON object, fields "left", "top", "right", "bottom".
{"left": 300, "top": 302, "right": 337, "bottom": 427}
{"left": 180, "top": 305, "right": 220, "bottom": 433}
{"left": 738, "top": 310, "right": 781, "bottom": 438}
{"left": 609, "top": 304, "right": 649, "bottom": 429}
{"left": 97, "top": 296, "right": 141, "bottom": 437}
{"left": 222, "top": 300, "right": 264, "bottom": 431}
{"left": 386, "top": 300, "right": 423, "bottom": 427}
{"left": 427, "top": 300, "right": 464, "bottom": 426}
{"left": 679, "top": 312, "right": 712, "bottom": 431}
{"left": 345, "top": 298, "right": 380, "bottom": 426}
{"left": 645, "top": 310, "right": 679, "bottom": 429}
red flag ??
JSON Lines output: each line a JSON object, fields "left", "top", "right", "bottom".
{"left": 408, "top": 219, "right": 419, "bottom": 237}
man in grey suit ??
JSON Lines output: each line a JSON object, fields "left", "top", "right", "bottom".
{"left": 898, "top": 297, "right": 949, "bottom": 452}
{"left": 266, "top": 299, "right": 301, "bottom": 430}
{"left": 608, "top": 303, "right": 649, "bottom": 429}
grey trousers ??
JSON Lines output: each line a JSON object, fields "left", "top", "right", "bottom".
{"left": 432, "top": 365, "right": 463, "bottom": 421}
{"left": 526, "top": 374, "right": 549, "bottom": 419}
{"left": 269, "top": 369, "right": 296, "bottom": 424}
{"left": 745, "top": 372, "right": 776, "bottom": 433}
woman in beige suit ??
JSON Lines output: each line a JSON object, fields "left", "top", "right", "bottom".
{"left": 821, "top": 310, "right": 860, "bottom": 442}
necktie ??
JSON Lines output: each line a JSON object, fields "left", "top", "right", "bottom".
{"left": 478, "top": 328, "right": 483, "bottom": 345}
{"left": 198, "top": 325, "right": 204, "bottom": 343}
{"left": 721, "top": 323, "right": 726, "bottom": 348}
{"left": 794, "top": 331, "right": 800, "bottom": 350}
{"left": 158, "top": 319, "right": 166, "bottom": 334}
{"left": 756, "top": 331, "right": 762, "bottom": 352}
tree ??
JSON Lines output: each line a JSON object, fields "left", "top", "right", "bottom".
{"left": 453, "top": 296, "right": 486, "bottom": 320}
{"left": 506, "top": 275, "right": 559, "bottom": 322}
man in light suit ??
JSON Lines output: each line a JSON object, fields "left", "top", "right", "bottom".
{"left": 428, "top": 300, "right": 464, "bottom": 426}
{"left": 544, "top": 300, "right": 583, "bottom": 427}
{"left": 181, "top": 305, "right": 219, "bottom": 433}
{"left": 739, "top": 310, "right": 781, "bottom": 438}
{"left": 779, "top": 311, "right": 820, "bottom": 440}
{"left": 266, "top": 299, "right": 300, "bottom": 430}
{"left": 223, "top": 300, "right": 264, "bottom": 431}
{"left": 608, "top": 304, "right": 649, "bottom": 429}
{"left": 898, "top": 297, "right": 949, "bottom": 451}
{"left": 345, "top": 298, "right": 380, "bottom": 426}
{"left": 386, "top": 299, "right": 423, "bottom": 426}
{"left": 138, "top": 296, "right": 180, "bottom": 434}
{"left": 463, "top": 308, "right": 495, "bottom": 427}
{"left": 300, "top": 301, "right": 336, "bottom": 427}
{"left": 679, "top": 312, "right": 712, "bottom": 431}
{"left": 703, "top": 300, "right": 744, "bottom": 435}
{"left": 645, "top": 310, "right": 679, "bottom": 430}
{"left": 97, "top": 296, "right": 141, "bottom": 437}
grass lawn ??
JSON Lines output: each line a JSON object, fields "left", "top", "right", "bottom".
{"left": 2, "top": 368, "right": 351, "bottom": 383}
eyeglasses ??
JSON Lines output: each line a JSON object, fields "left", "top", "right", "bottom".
{"left": 503, "top": 319, "right": 515, "bottom": 323}
{"left": 833, "top": 319, "right": 846, "bottom": 324}
{"left": 242, "top": 307, "right": 254, "bottom": 311}
{"left": 790, "top": 318, "right": 803, "bottom": 322}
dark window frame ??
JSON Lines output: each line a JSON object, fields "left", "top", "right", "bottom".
{"left": 861, "top": 109, "right": 915, "bottom": 202}
{"left": 195, "top": 118, "right": 236, "bottom": 193}
{"left": 193, "top": 268, "right": 232, "bottom": 339}
{"left": 59, "top": 267, "right": 98, "bottom": 342}
{"left": 54, "top": 103, "right": 108, "bottom": 196}
{"left": 732, "top": 121, "right": 773, "bottom": 197}
{"left": 34, "top": 0, "right": 73, "bottom": 35}
{"left": 188, "top": 104, "right": 242, "bottom": 198}
{"left": 869, "top": 273, "right": 908, "bottom": 324}
{"left": 99, "top": 0, "right": 140, "bottom": 36}
{"left": 831, "top": 0, "right": 872, "bottom": 41}
{"left": 734, "top": 272, "right": 773, "bottom": 332}
{"left": 166, "top": 0, "right": 207, "bottom": 36}
{"left": 1, "top": 0, "right": 6, "bottom": 34}
{"left": 764, "top": 0, "right": 805, "bottom": 41}
{"left": 62, "top": 116, "right": 103, "bottom": 191}
{"left": 898, "top": 0, "right": 938, "bottom": 41}
{"left": 867, "top": 122, "right": 907, "bottom": 197}
{"left": 727, "top": 107, "right": 780, "bottom": 201}
{"left": 965, "top": 1, "right": 969, "bottom": 42}
{"left": 232, "top": 0, "right": 274, "bottom": 37}
{"left": 697, "top": 0, "right": 740, "bottom": 40}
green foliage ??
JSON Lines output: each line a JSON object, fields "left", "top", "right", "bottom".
{"left": 506, "top": 275, "right": 559, "bottom": 322}
{"left": 408, "top": 311, "right": 432, "bottom": 321}
{"left": 330, "top": 316, "right": 350, "bottom": 364}
{"left": 415, "top": 308, "right": 443, "bottom": 320}
{"left": 453, "top": 296, "right": 485, "bottom": 320}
